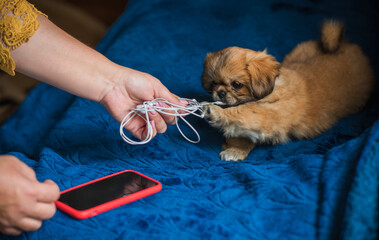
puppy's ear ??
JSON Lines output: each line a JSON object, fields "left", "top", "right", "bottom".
{"left": 202, "top": 52, "right": 216, "bottom": 92}
{"left": 246, "top": 50, "right": 280, "bottom": 99}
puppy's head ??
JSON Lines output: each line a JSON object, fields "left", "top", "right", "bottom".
{"left": 202, "top": 47, "right": 280, "bottom": 105}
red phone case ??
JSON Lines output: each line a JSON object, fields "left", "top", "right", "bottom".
{"left": 55, "top": 170, "right": 162, "bottom": 219}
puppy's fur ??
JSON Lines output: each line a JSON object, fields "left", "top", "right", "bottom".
{"left": 202, "top": 21, "right": 375, "bottom": 161}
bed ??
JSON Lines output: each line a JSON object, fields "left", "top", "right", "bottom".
{"left": 1, "top": 0, "right": 378, "bottom": 239}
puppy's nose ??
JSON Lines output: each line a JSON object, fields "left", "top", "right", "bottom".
{"left": 217, "top": 90, "right": 226, "bottom": 99}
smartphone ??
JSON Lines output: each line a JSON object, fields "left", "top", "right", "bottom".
{"left": 55, "top": 170, "right": 162, "bottom": 219}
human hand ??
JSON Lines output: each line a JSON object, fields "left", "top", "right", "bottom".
{"left": 10, "top": 16, "right": 186, "bottom": 141}
{"left": 0, "top": 155, "right": 60, "bottom": 236}
{"left": 100, "top": 67, "right": 187, "bottom": 140}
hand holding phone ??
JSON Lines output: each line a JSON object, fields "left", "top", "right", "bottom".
{"left": 0, "top": 155, "right": 60, "bottom": 236}
{"left": 55, "top": 170, "right": 162, "bottom": 219}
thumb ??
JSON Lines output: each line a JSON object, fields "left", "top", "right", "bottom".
{"left": 36, "top": 179, "right": 60, "bottom": 203}
{"left": 158, "top": 88, "right": 188, "bottom": 106}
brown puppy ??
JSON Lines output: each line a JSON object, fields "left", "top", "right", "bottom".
{"left": 201, "top": 20, "right": 375, "bottom": 161}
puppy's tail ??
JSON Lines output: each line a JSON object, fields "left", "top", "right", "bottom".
{"left": 320, "top": 20, "right": 344, "bottom": 53}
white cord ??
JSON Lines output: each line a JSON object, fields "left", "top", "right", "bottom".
{"left": 120, "top": 98, "right": 225, "bottom": 145}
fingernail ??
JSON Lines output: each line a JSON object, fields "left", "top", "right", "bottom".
{"left": 149, "top": 108, "right": 157, "bottom": 115}
{"left": 151, "top": 120, "right": 156, "bottom": 129}
{"left": 157, "top": 102, "right": 165, "bottom": 107}
{"left": 179, "top": 99, "right": 190, "bottom": 105}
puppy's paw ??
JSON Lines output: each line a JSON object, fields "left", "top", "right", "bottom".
{"left": 219, "top": 148, "right": 249, "bottom": 161}
{"left": 202, "top": 104, "right": 225, "bottom": 127}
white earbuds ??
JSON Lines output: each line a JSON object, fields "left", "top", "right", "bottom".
{"left": 119, "top": 98, "right": 224, "bottom": 145}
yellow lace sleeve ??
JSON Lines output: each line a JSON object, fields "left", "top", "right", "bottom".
{"left": 0, "top": 0, "right": 47, "bottom": 76}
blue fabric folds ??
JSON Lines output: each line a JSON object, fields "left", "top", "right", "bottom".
{"left": 0, "top": 0, "right": 378, "bottom": 239}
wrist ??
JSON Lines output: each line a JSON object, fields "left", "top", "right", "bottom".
{"left": 97, "top": 64, "right": 131, "bottom": 112}
{"left": 92, "top": 61, "right": 122, "bottom": 103}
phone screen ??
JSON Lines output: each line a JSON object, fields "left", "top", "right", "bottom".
{"left": 58, "top": 172, "right": 158, "bottom": 211}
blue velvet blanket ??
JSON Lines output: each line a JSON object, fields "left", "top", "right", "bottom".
{"left": 1, "top": 0, "right": 378, "bottom": 239}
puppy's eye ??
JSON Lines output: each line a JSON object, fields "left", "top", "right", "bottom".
{"left": 232, "top": 81, "right": 243, "bottom": 90}
{"left": 211, "top": 81, "right": 217, "bottom": 86}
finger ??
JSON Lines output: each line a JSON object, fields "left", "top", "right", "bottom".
{"left": 16, "top": 218, "right": 42, "bottom": 232}
{"left": 148, "top": 109, "right": 167, "bottom": 134}
{"left": 29, "top": 202, "right": 56, "bottom": 220}
{"left": 156, "top": 86, "right": 189, "bottom": 109}
{"left": 157, "top": 91, "right": 189, "bottom": 123}
{"left": 154, "top": 101, "right": 177, "bottom": 125}
{"left": 130, "top": 120, "right": 157, "bottom": 140}
{"left": 142, "top": 120, "right": 157, "bottom": 139}
{"left": 35, "top": 180, "right": 60, "bottom": 203}
{"left": 123, "top": 115, "right": 148, "bottom": 135}
{"left": 159, "top": 90, "right": 184, "bottom": 106}
{"left": 0, "top": 227, "right": 22, "bottom": 236}
{"left": 21, "top": 166, "right": 37, "bottom": 181}
{"left": 123, "top": 117, "right": 150, "bottom": 140}
{"left": 7, "top": 155, "right": 37, "bottom": 181}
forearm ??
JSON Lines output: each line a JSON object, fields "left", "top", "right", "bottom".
{"left": 11, "top": 15, "right": 118, "bottom": 102}
{"left": 9, "top": 14, "right": 183, "bottom": 139}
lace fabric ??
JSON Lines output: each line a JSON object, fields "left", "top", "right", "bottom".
{"left": 0, "top": 0, "right": 46, "bottom": 76}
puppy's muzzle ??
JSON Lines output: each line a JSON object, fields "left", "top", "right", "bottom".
{"left": 217, "top": 90, "right": 226, "bottom": 99}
